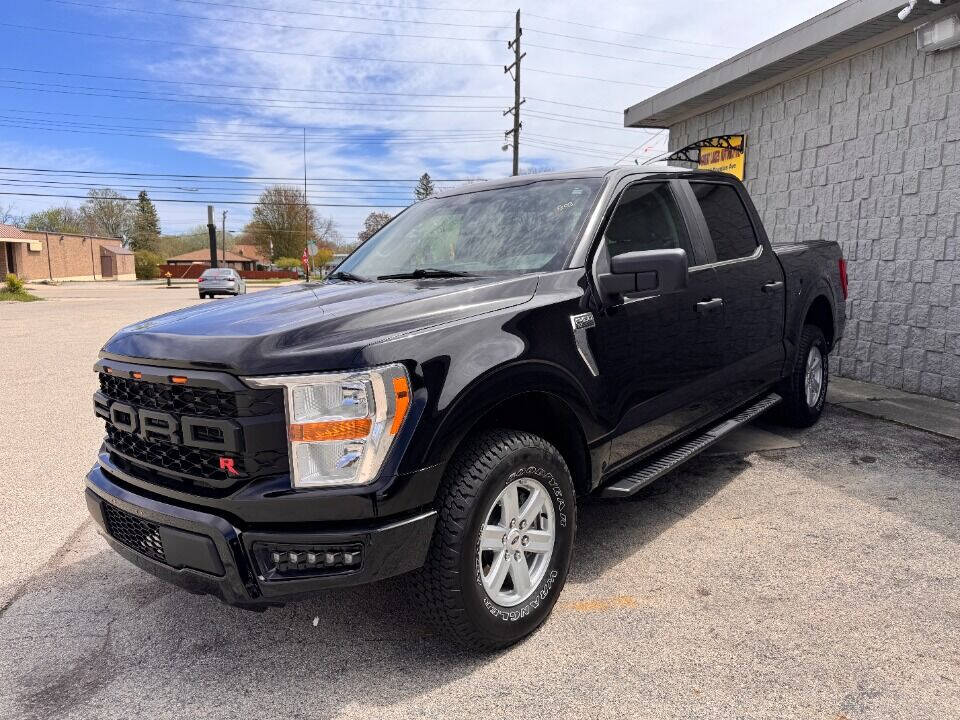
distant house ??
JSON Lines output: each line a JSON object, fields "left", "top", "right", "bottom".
{"left": 0, "top": 223, "right": 134, "bottom": 281}
{"left": 232, "top": 243, "right": 268, "bottom": 268}
{"left": 166, "top": 249, "right": 255, "bottom": 271}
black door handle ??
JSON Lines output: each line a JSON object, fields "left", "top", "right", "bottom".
{"left": 696, "top": 298, "right": 724, "bottom": 314}
{"left": 762, "top": 280, "right": 784, "bottom": 293}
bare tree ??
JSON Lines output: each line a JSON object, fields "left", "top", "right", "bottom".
{"left": 81, "top": 188, "right": 134, "bottom": 238}
{"left": 0, "top": 203, "right": 23, "bottom": 226}
{"left": 357, "top": 211, "right": 393, "bottom": 245}
{"left": 243, "top": 185, "right": 340, "bottom": 261}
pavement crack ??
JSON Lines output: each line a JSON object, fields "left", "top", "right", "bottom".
{"left": 0, "top": 518, "right": 92, "bottom": 619}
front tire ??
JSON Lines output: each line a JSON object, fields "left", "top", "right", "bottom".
{"left": 778, "top": 324, "right": 828, "bottom": 427}
{"left": 411, "top": 430, "right": 577, "bottom": 651}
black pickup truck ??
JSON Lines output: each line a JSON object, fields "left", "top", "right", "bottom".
{"left": 86, "top": 166, "right": 846, "bottom": 650}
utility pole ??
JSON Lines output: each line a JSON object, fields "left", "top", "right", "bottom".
{"left": 504, "top": 9, "right": 525, "bottom": 176}
{"left": 207, "top": 205, "right": 218, "bottom": 268}
{"left": 221, "top": 210, "right": 227, "bottom": 264}
{"left": 303, "top": 127, "right": 310, "bottom": 280}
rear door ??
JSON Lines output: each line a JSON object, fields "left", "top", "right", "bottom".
{"left": 685, "top": 179, "right": 785, "bottom": 400}
{"left": 590, "top": 178, "right": 727, "bottom": 469}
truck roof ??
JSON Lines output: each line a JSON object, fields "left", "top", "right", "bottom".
{"left": 433, "top": 164, "right": 726, "bottom": 198}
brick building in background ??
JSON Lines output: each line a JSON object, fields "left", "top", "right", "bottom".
{"left": 625, "top": 0, "right": 960, "bottom": 401}
{"left": 0, "top": 224, "right": 134, "bottom": 281}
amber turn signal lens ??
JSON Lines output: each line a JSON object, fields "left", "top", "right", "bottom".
{"left": 389, "top": 376, "right": 410, "bottom": 435}
{"left": 170, "top": 376, "right": 188, "bottom": 384}
{"left": 131, "top": 371, "right": 142, "bottom": 380}
{"left": 289, "top": 418, "right": 372, "bottom": 442}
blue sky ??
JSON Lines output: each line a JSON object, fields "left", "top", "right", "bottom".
{"left": 0, "top": 0, "right": 844, "bottom": 241}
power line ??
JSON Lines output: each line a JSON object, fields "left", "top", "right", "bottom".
{"left": 615, "top": 128, "right": 668, "bottom": 164}
{"left": 0, "top": 107, "right": 504, "bottom": 135}
{"left": 133, "top": 0, "right": 508, "bottom": 30}
{"left": 526, "top": 97, "right": 624, "bottom": 115}
{"left": 525, "top": 67, "right": 666, "bottom": 89}
{"left": 0, "top": 66, "right": 507, "bottom": 100}
{"left": 524, "top": 43, "right": 708, "bottom": 71}
{"left": 0, "top": 79, "right": 502, "bottom": 112}
{"left": 0, "top": 84, "right": 634, "bottom": 133}
{"left": 0, "top": 166, "right": 482, "bottom": 182}
{"left": 0, "top": 190, "right": 410, "bottom": 208}
{"left": 46, "top": 0, "right": 506, "bottom": 44}
{"left": 0, "top": 118, "right": 503, "bottom": 145}
{"left": 0, "top": 177, "right": 420, "bottom": 196}
{"left": 0, "top": 82, "right": 504, "bottom": 114}
{"left": 523, "top": 12, "right": 742, "bottom": 50}
{"left": 525, "top": 29, "right": 728, "bottom": 61}
{"left": 0, "top": 23, "right": 502, "bottom": 68}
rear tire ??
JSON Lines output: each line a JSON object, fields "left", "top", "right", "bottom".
{"left": 199, "top": 293, "right": 206, "bottom": 299}
{"left": 777, "top": 324, "right": 828, "bottom": 427}
{"left": 410, "top": 429, "right": 577, "bottom": 651}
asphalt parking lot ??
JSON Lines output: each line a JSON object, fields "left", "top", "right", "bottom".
{"left": 2, "top": 282, "right": 959, "bottom": 720}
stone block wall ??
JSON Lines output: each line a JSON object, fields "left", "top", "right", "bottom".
{"left": 668, "top": 33, "right": 960, "bottom": 401}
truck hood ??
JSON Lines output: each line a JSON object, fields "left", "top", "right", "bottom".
{"left": 101, "top": 276, "right": 539, "bottom": 374}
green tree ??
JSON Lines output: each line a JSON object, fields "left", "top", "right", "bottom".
{"left": 414, "top": 172, "right": 435, "bottom": 201}
{"left": 134, "top": 250, "right": 163, "bottom": 280}
{"left": 81, "top": 188, "right": 134, "bottom": 238}
{"left": 129, "top": 191, "right": 161, "bottom": 252}
{"left": 243, "top": 185, "right": 339, "bottom": 261}
{"left": 23, "top": 205, "right": 85, "bottom": 233}
{"left": 356, "top": 211, "right": 393, "bottom": 245}
{"left": 274, "top": 257, "right": 302, "bottom": 270}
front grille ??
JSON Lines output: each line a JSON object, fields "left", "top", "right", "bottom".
{"left": 106, "top": 425, "right": 245, "bottom": 484}
{"left": 96, "top": 368, "right": 288, "bottom": 491}
{"left": 105, "top": 425, "right": 287, "bottom": 488}
{"left": 102, "top": 502, "right": 166, "bottom": 563}
{"left": 98, "top": 373, "right": 282, "bottom": 418}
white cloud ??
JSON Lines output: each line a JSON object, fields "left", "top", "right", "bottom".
{"left": 115, "top": 1, "right": 849, "bottom": 239}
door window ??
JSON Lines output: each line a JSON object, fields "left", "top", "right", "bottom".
{"left": 690, "top": 182, "right": 759, "bottom": 262}
{"left": 604, "top": 182, "right": 690, "bottom": 261}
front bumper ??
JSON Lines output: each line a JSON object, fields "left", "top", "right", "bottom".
{"left": 85, "top": 462, "right": 437, "bottom": 608}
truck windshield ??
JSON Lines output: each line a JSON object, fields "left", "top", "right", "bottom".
{"left": 336, "top": 178, "right": 604, "bottom": 278}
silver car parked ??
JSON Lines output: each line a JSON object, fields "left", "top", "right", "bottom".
{"left": 198, "top": 267, "right": 247, "bottom": 299}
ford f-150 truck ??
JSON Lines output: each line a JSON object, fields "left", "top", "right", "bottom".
{"left": 86, "top": 166, "right": 846, "bottom": 650}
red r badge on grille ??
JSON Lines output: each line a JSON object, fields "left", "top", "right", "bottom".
{"left": 219, "top": 457, "right": 239, "bottom": 476}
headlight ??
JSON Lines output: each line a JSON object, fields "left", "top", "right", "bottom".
{"left": 244, "top": 364, "right": 411, "bottom": 488}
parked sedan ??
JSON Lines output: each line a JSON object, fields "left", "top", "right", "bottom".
{"left": 198, "top": 268, "right": 246, "bottom": 299}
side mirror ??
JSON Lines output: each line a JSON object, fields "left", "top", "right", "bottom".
{"left": 598, "top": 248, "right": 689, "bottom": 299}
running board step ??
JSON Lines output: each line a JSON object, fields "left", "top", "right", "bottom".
{"left": 598, "top": 393, "right": 783, "bottom": 499}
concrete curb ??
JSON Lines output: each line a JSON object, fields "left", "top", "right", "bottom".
{"left": 827, "top": 375, "right": 960, "bottom": 441}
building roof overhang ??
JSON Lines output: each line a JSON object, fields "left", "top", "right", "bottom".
{"left": 624, "top": 0, "right": 959, "bottom": 129}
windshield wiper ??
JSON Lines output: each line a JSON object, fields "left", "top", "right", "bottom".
{"left": 377, "top": 268, "right": 473, "bottom": 280}
{"left": 327, "top": 270, "right": 370, "bottom": 282}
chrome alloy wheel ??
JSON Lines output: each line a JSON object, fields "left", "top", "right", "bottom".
{"left": 805, "top": 345, "right": 824, "bottom": 407}
{"left": 477, "top": 477, "right": 555, "bottom": 607}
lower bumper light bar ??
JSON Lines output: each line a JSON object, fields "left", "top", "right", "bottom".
{"left": 254, "top": 542, "right": 363, "bottom": 580}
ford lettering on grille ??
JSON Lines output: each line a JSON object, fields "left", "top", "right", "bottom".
{"left": 94, "top": 392, "right": 243, "bottom": 453}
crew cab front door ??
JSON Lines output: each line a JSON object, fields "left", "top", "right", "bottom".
{"left": 590, "top": 179, "right": 727, "bottom": 471}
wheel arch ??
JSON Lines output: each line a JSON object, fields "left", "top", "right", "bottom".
{"left": 803, "top": 293, "right": 835, "bottom": 350}
{"left": 406, "top": 362, "right": 599, "bottom": 496}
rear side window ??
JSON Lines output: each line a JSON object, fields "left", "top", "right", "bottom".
{"left": 604, "top": 182, "right": 690, "bottom": 260}
{"left": 690, "top": 182, "right": 758, "bottom": 262}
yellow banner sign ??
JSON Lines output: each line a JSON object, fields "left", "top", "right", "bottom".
{"left": 698, "top": 135, "right": 745, "bottom": 180}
